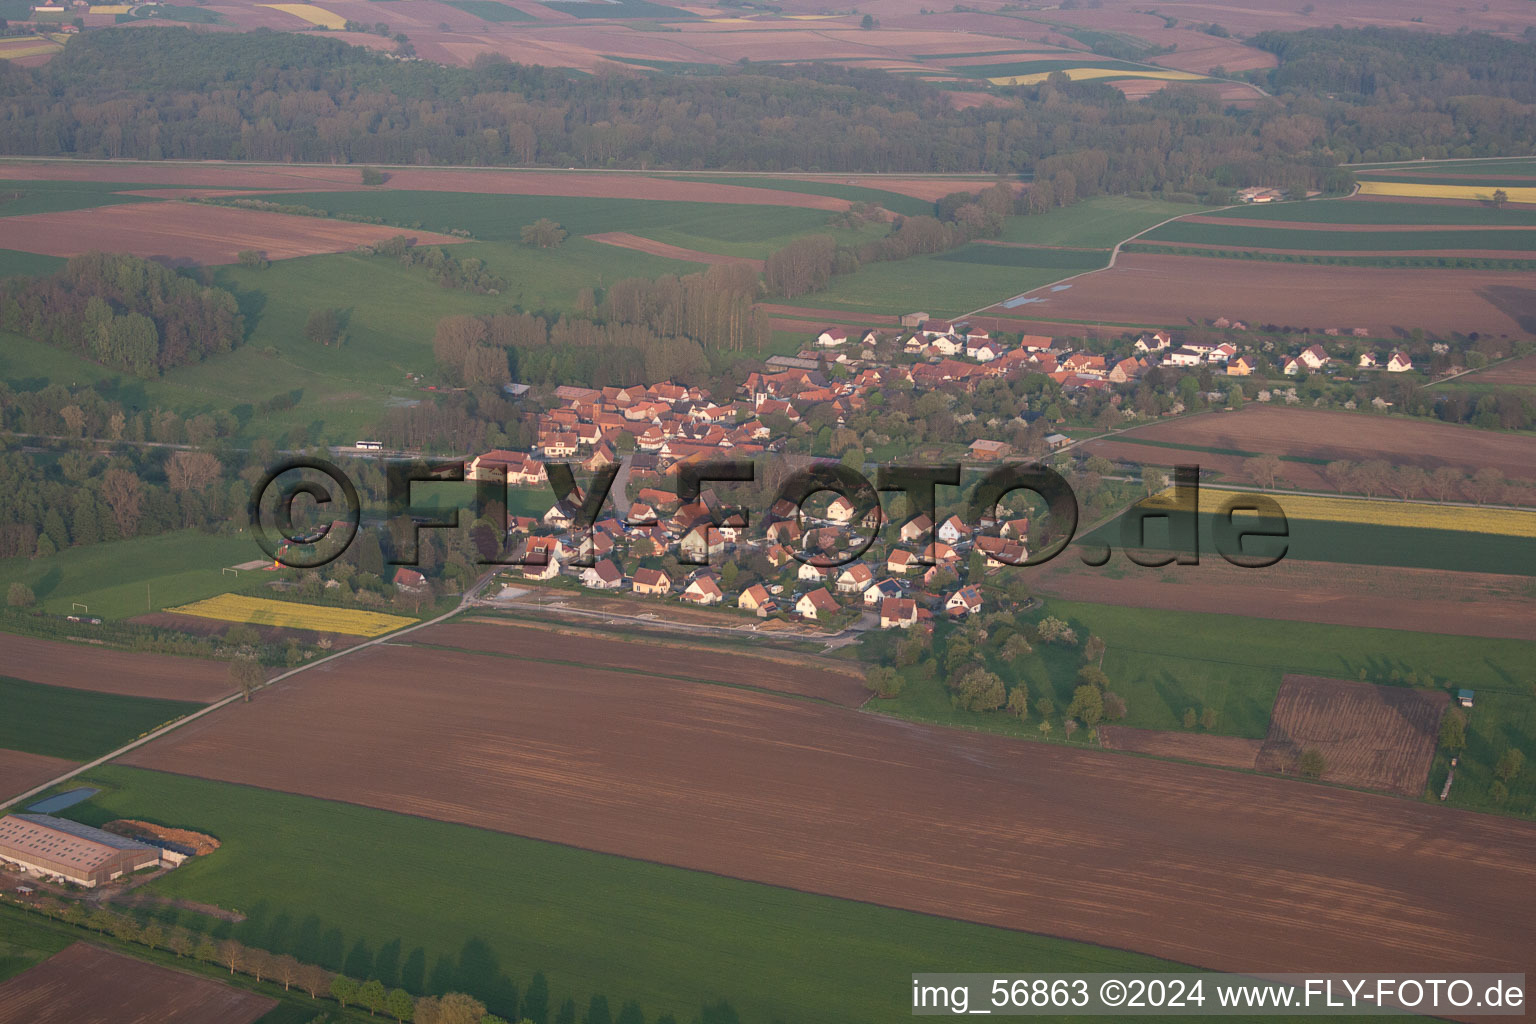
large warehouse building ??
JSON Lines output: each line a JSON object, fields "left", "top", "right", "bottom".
{"left": 0, "top": 814, "right": 162, "bottom": 887}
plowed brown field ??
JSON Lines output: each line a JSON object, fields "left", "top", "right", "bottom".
{"left": 410, "top": 619, "right": 868, "bottom": 706}
{"left": 990, "top": 253, "right": 1536, "bottom": 337}
{"left": 0, "top": 202, "right": 466, "bottom": 265}
{"left": 0, "top": 748, "right": 76, "bottom": 802}
{"left": 1111, "top": 406, "right": 1536, "bottom": 480}
{"left": 124, "top": 642, "right": 1536, "bottom": 978}
{"left": 3, "top": 636, "right": 235, "bottom": 702}
{"left": 0, "top": 943, "right": 274, "bottom": 1024}
{"left": 1097, "top": 727, "right": 1263, "bottom": 770}
{"left": 1256, "top": 676, "right": 1448, "bottom": 796}
{"left": 1032, "top": 558, "right": 1536, "bottom": 642}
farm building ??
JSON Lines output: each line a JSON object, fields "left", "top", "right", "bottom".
{"left": 0, "top": 814, "right": 162, "bottom": 887}
{"left": 1457, "top": 689, "right": 1475, "bottom": 708}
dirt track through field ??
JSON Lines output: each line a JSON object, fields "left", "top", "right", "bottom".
{"left": 0, "top": 943, "right": 274, "bottom": 1024}
{"left": 3, "top": 636, "right": 235, "bottom": 703}
{"left": 0, "top": 202, "right": 467, "bottom": 265}
{"left": 0, "top": 748, "right": 77, "bottom": 802}
{"left": 410, "top": 619, "right": 868, "bottom": 706}
{"left": 124, "top": 642, "right": 1536, "bottom": 979}
{"left": 585, "top": 232, "right": 765, "bottom": 269}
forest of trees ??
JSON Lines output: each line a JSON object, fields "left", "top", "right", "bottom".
{"left": 0, "top": 253, "right": 243, "bottom": 377}
{"left": 419, "top": 263, "right": 768, "bottom": 397}
{"left": 3, "top": 27, "right": 1532, "bottom": 186}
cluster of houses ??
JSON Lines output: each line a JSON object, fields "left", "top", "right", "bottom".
{"left": 1275, "top": 344, "right": 1414, "bottom": 376}
{"left": 469, "top": 465, "right": 1017, "bottom": 631}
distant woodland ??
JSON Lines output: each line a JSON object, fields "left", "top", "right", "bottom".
{"left": 0, "top": 27, "right": 1533, "bottom": 192}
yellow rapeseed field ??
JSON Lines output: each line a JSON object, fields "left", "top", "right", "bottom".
{"left": 169, "top": 594, "right": 416, "bottom": 636}
{"left": 988, "top": 68, "right": 1206, "bottom": 87}
{"left": 258, "top": 3, "right": 348, "bottom": 29}
{"left": 1356, "top": 180, "right": 1536, "bottom": 205}
{"left": 1144, "top": 487, "right": 1536, "bottom": 538}
{"left": 88, "top": 5, "right": 134, "bottom": 13}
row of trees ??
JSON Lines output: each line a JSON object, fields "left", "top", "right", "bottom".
{"left": 427, "top": 263, "right": 768, "bottom": 390}
{"left": 13, "top": 897, "right": 740, "bottom": 1024}
{"left": 0, "top": 253, "right": 243, "bottom": 378}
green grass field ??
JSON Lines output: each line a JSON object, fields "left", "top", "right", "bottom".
{"left": 1080, "top": 511, "right": 1536, "bottom": 577}
{"left": 934, "top": 242, "right": 1111, "bottom": 270}
{"left": 231, "top": 190, "right": 874, "bottom": 258}
{"left": 0, "top": 677, "right": 200, "bottom": 761}
{"left": 782, "top": 255, "right": 1065, "bottom": 317}
{"left": 670, "top": 175, "right": 936, "bottom": 217}
{"left": 56, "top": 766, "right": 1185, "bottom": 1024}
{"left": 441, "top": 0, "right": 536, "bottom": 20}
{"left": 1204, "top": 199, "right": 1536, "bottom": 226}
{"left": 0, "top": 179, "right": 170, "bottom": 218}
{"left": 998, "top": 196, "right": 1199, "bottom": 247}
{"left": 1142, "top": 220, "right": 1536, "bottom": 252}
{"left": 0, "top": 906, "right": 73, "bottom": 985}
{"left": 0, "top": 530, "right": 261, "bottom": 620}
{"left": 874, "top": 599, "right": 1536, "bottom": 814}
{"left": 0, "top": 249, "right": 63, "bottom": 280}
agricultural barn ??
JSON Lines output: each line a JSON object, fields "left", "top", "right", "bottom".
{"left": 0, "top": 814, "right": 161, "bottom": 887}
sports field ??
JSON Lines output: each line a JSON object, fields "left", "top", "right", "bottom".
{"left": 0, "top": 531, "right": 266, "bottom": 621}
{"left": 167, "top": 594, "right": 415, "bottom": 636}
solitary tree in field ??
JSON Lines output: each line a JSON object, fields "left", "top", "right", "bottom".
{"left": 520, "top": 218, "right": 567, "bottom": 248}
{"left": 860, "top": 12, "right": 875, "bottom": 28}
{"left": 1200, "top": 707, "right": 1218, "bottom": 731}
{"left": 305, "top": 307, "right": 346, "bottom": 346}
{"left": 362, "top": 167, "right": 387, "bottom": 186}
{"left": 1298, "top": 747, "right": 1327, "bottom": 778}
{"left": 6, "top": 582, "right": 33, "bottom": 607}
{"left": 230, "top": 658, "right": 264, "bottom": 703}
{"left": 1141, "top": 466, "right": 1166, "bottom": 496}
{"left": 1491, "top": 188, "right": 1509, "bottom": 210}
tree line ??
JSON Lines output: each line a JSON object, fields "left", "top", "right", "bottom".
{"left": 3, "top": 896, "right": 741, "bottom": 1024}
{"left": 423, "top": 263, "right": 767, "bottom": 393}
{"left": 0, "top": 253, "right": 243, "bottom": 378}
{"left": 7, "top": 28, "right": 1532, "bottom": 190}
